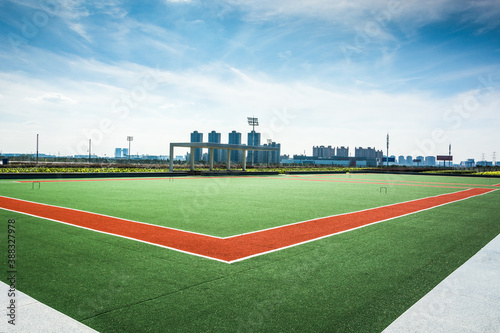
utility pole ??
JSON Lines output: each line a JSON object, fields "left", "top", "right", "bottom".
{"left": 89, "top": 139, "right": 91, "bottom": 164}
{"left": 36, "top": 134, "right": 39, "bottom": 164}
{"left": 449, "top": 143, "right": 452, "bottom": 167}
{"left": 386, "top": 133, "right": 389, "bottom": 167}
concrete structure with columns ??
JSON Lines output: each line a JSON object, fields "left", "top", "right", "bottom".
{"left": 169, "top": 142, "right": 280, "bottom": 172}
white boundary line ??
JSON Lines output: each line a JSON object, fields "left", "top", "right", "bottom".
{"left": 0, "top": 195, "right": 222, "bottom": 239}
{"left": 0, "top": 188, "right": 474, "bottom": 240}
{"left": 0, "top": 206, "right": 229, "bottom": 264}
{"left": 227, "top": 188, "right": 497, "bottom": 263}
{"left": 295, "top": 175, "right": 500, "bottom": 187}
{"left": 0, "top": 189, "right": 496, "bottom": 264}
{"left": 226, "top": 188, "right": 475, "bottom": 238}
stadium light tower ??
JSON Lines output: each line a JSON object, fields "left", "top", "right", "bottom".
{"left": 247, "top": 117, "right": 259, "bottom": 165}
{"left": 127, "top": 136, "right": 133, "bottom": 160}
{"left": 247, "top": 117, "right": 259, "bottom": 138}
{"left": 36, "top": 134, "right": 39, "bottom": 164}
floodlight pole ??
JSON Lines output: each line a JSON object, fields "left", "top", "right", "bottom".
{"left": 36, "top": 134, "right": 39, "bottom": 164}
{"left": 386, "top": 133, "right": 389, "bottom": 167}
{"left": 252, "top": 120, "right": 255, "bottom": 165}
{"left": 247, "top": 116, "right": 259, "bottom": 166}
{"left": 89, "top": 139, "right": 91, "bottom": 164}
{"left": 127, "top": 136, "right": 133, "bottom": 160}
{"left": 267, "top": 139, "right": 272, "bottom": 166}
{"left": 449, "top": 143, "right": 452, "bottom": 168}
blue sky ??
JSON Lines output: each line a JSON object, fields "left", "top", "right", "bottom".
{"left": 0, "top": 0, "right": 499, "bottom": 162}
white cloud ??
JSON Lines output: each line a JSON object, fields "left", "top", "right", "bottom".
{"left": 1, "top": 54, "right": 498, "bottom": 161}
{"left": 26, "top": 93, "right": 78, "bottom": 104}
{"left": 227, "top": 0, "right": 500, "bottom": 38}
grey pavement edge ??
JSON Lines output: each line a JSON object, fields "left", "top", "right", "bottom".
{"left": 383, "top": 233, "right": 500, "bottom": 333}
{"left": 1, "top": 281, "right": 98, "bottom": 333}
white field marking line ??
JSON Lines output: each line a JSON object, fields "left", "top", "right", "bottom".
{"left": 0, "top": 189, "right": 472, "bottom": 240}
{"left": 287, "top": 173, "right": 500, "bottom": 188}
{"left": 0, "top": 188, "right": 483, "bottom": 241}
{"left": 12, "top": 177, "right": 177, "bottom": 183}
{"left": 0, "top": 206, "right": 229, "bottom": 264}
{"left": 1, "top": 189, "right": 495, "bottom": 265}
{"left": 0, "top": 195, "right": 222, "bottom": 239}
{"left": 227, "top": 188, "right": 498, "bottom": 263}
{"left": 12, "top": 175, "right": 280, "bottom": 184}
{"left": 295, "top": 175, "right": 497, "bottom": 187}
{"left": 225, "top": 188, "right": 478, "bottom": 238}
{"left": 286, "top": 177, "right": 491, "bottom": 188}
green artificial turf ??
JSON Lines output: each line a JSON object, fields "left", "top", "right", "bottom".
{"left": 0, "top": 174, "right": 499, "bottom": 332}
{"left": 0, "top": 174, "right": 478, "bottom": 237}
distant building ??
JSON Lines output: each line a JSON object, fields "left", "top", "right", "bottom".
{"left": 227, "top": 130, "right": 242, "bottom": 163}
{"left": 336, "top": 146, "right": 349, "bottom": 157}
{"left": 247, "top": 131, "right": 261, "bottom": 163}
{"left": 355, "top": 147, "right": 383, "bottom": 164}
{"left": 283, "top": 155, "right": 378, "bottom": 167}
{"left": 263, "top": 142, "right": 281, "bottom": 164}
{"left": 190, "top": 131, "right": 203, "bottom": 162}
{"left": 425, "top": 156, "right": 436, "bottom": 166}
{"left": 415, "top": 156, "right": 425, "bottom": 166}
{"left": 406, "top": 155, "right": 413, "bottom": 166}
{"left": 114, "top": 148, "right": 130, "bottom": 158}
{"left": 313, "top": 145, "right": 335, "bottom": 159}
{"left": 460, "top": 159, "right": 475, "bottom": 168}
{"left": 398, "top": 155, "right": 405, "bottom": 165}
{"left": 208, "top": 130, "right": 222, "bottom": 163}
{"left": 477, "top": 161, "right": 493, "bottom": 167}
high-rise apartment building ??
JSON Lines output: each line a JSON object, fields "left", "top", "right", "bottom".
{"left": 355, "top": 147, "right": 383, "bottom": 161}
{"left": 425, "top": 156, "right": 436, "bottom": 166}
{"left": 313, "top": 145, "right": 335, "bottom": 158}
{"left": 208, "top": 131, "right": 222, "bottom": 163}
{"left": 247, "top": 131, "right": 261, "bottom": 163}
{"left": 190, "top": 131, "right": 203, "bottom": 162}
{"left": 263, "top": 142, "right": 281, "bottom": 164}
{"left": 228, "top": 130, "right": 242, "bottom": 163}
{"left": 336, "top": 146, "right": 349, "bottom": 157}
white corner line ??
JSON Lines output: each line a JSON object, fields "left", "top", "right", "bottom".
{"left": 0, "top": 195, "right": 223, "bottom": 239}
{"left": 1, "top": 188, "right": 496, "bottom": 265}
{"left": 226, "top": 188, "right": 497, "bottom": 263}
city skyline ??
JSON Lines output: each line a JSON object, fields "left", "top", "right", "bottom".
{"left": 1, "top": 1, "right": 499, "bottom": 162}
{"left": 1, "top": 129, "right": 495, "bottom": 165}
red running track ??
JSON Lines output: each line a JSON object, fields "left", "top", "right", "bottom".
{"left": 0, "top": 188, "right": 495, "bottom": 263}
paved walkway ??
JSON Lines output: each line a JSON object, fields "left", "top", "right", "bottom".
{"left": 0, "top": 282, "right": 97, "bottom": 333}
{"left": 383, "top": 233, "right": 500, "bottom": 332}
